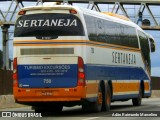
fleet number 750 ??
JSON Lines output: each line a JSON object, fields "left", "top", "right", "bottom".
{"left": 44, "top": 79, "right": 52, "bottom": 84}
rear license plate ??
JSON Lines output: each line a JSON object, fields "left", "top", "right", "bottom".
{"left": 36, "top": 90, "right": 53, "bottom": 96}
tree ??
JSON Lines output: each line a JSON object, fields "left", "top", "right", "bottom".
{"left": 0, "top": 50, "right": 3, "bottom": 69}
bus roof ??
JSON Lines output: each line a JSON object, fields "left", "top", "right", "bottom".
{"left": 19, "top": 4, "right": 74, "bottom": 11}
{"left": 101, "top": 12, "right": 131, "bottom": 21}
{"left": 19, "top": 4, "right": 147, "bottom": 37}
{"left": 79, "top": 7, "right": 144, "bottom": 32}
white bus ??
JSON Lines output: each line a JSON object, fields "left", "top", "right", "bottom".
{"left": 13, "top": 4, "right": 155, "bottom": 113}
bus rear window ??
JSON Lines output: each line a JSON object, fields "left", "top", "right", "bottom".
{"left": 14, "top": 13, "right": 85, "bottom": 39}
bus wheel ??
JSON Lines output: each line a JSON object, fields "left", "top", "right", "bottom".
{"left": 132, "top": 86, "right": 142, "bottom": 106}
{"left": 102, "top": 84, "right": 111, "bottom": 111}
{"left": 92, "top": 86, "right": 103, "bottom": 112}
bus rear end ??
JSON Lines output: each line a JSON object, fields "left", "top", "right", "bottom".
{"left": 13, "top": 5, "right": 87, "bottom": 111}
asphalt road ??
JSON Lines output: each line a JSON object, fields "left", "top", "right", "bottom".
{"left": 0, "top": 98, "right": 160, "bottom": 120}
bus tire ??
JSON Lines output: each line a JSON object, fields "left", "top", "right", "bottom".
{"left": 132, "top": 86, "right": 142, "bottom": 106}
{"left": 91, "top": 85, "right": 103, "bottom": 112}
{"left": 102, "top": 84, "right": 111, "bottom": 111}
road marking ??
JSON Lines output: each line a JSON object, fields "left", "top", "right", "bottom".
{"left": 81, "top": 117, "right": 100, "bottom": 120}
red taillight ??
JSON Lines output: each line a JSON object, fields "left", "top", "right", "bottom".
{"left": 78, "top": 57, "right": 86, "bottom": 86}
{"left": 13, "top": 74, "right": 17, "bottom": 80}
{"left": 13, "top": 58, "right": 18, "bottom": 87}
{"left": 70, "top": 9, "right": 77, "bottom": 14}
{"left": 13, "top": 57, "right": 17, "bottom": 69}
{"left": 18, "top": 10, "right": 26, "bottom": 15}
{"left": 78, "top": 73, "right": 85, "bottom": 79}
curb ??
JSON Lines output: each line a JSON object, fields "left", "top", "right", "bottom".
{"left": 0, "top": 95, "right": 25, "bottom": 109}
{"left": 151, "top": 90, "right": 160, "bottom": 98}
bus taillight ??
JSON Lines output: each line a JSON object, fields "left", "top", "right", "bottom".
{"left": 78, "top": 57, "right": 86, "bottom": 86}
{"left": 70, "top": 9, "right": 77, "bottom": 14}
{"left": 13, "top": 57, "right": 18, "bottom": 87}
{"left": 18, "top": 10, "right": 26, "bottom": 15}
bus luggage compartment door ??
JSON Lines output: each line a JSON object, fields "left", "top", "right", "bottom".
{"left": 17, "top": 56, "right": 78, "bottom": 88}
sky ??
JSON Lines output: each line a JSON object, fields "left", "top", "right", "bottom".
{"left": 0, "top": 2, "right": 160, "bottom": 77}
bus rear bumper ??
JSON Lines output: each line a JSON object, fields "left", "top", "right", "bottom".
{"left": 13, "top": 86, "right": 86, "bottom": 103}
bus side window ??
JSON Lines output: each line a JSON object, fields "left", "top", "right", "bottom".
{"left": 96, "top": 18, "right": 105, "bottom": 43}
{"left": 85, "top": 15, "right": 97, "bottom": 41}
{"left": 85, "top": 14, "right": 139, "bottom": 49}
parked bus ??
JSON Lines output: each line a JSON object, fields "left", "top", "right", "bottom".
{"left": 13, "top": 4, "right": 155, "bottom": 113}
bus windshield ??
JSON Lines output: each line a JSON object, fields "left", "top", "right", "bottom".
{"left": 14, "top": 13, "right": 85, "bottom": 39}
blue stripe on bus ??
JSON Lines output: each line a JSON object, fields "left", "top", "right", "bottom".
{"left": 87, "top": 93, "right": 151, "bottom": 102}
{"left": 85, "top": 64, "right": 149, "bottom": 80}
{"left": 17, "top": 63, "right": 149, "bottom": 88}
{"left": 112, "top": 94, "right": 138, "bottom": 100}
{"left": 144, "top": 93, "right": 151, "bottom": 97}
{"left": 87, "top": 94, "right": 138, "bottom": 102}
{"left": 112, "top": 93, "right": 151, "bottom": 100}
